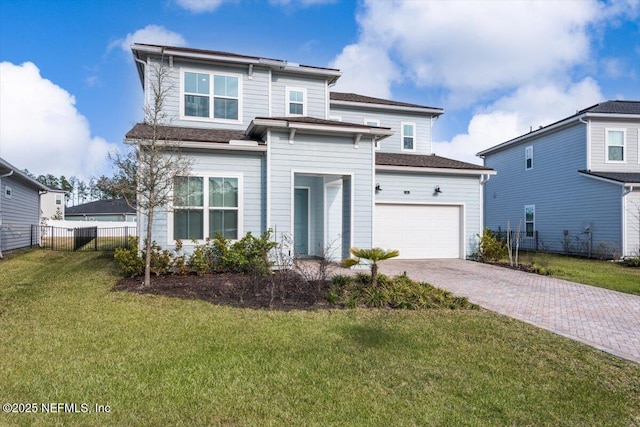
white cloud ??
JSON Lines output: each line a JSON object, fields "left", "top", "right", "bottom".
{"left": 332, "top": 0, "right": 605, "bottom": 102}
{"left": 175, "top": 0, "right": 225, "bottom": 13}
{"left": 0, "top": 62, "right": 117, "bottom": 180}
{"left": 109, "top": 25, "right": 187, "bottom": 53}
{"left": 433, "top": 78, "right": 604, "bottom": 165}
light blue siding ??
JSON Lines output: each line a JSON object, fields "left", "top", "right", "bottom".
{"left": 330, "top": 106, "right": 433, "bottom": 155}
{"left": 147, "top": 150, "right": 265, "bottom": 253}
{"left": 590, "top": 118, "right": 640, "bottom": 172}
{"left": 270, "top": 73, "right": 326, "bottom": 118}
{"left": 0, "top": 176, "right": 40, "bottom": 252}
{"left": 484, "top": 123, "right": 626, "bottom": 256}
{"left": 626, "top": 189, "right": 640, "bottom": 256}
{"left": 375, "top": 171, "right": 482, "bottom": 257}
{"left": 269, "top": 131, "right": 374, "bottom": 254}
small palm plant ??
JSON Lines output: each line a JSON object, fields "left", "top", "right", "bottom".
{"left": 342, "top": 247, "right": 399, "bottom": 287}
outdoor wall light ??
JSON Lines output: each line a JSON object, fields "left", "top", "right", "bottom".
{"left": 375, "top": 184, "right": 382, "bottom": 192}
{"left": 434, "top": 185, "right": 442, "bottom": 194}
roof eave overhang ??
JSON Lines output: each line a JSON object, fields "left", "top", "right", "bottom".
{"left": 331, "top": 99, "right": 444, "bottom": 116}
{"left": 578, "top": 171, "right": 640, "bottom": 186}
{"left": 247, "top": 119, "right": 394, "bottom": 140}
{"left": 0, "top": 158, "right": 49, "bottom": 191}
{"left": 124, "top": 138, "right": 266, "bottom": 152}
{"left": 376, "top": 164, "right": 496, "bottom": 176}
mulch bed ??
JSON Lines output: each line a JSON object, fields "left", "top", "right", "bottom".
{"left": 113, "top": 270, "right": 333, "bottom": 310}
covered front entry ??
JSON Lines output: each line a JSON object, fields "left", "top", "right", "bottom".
{"left": 375, "top": 203, "right": 462, "bottom": 259}
{"left": 293, "top": 173, "right": 352, "bottom": 260}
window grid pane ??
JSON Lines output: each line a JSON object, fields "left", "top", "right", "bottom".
{"left": 404, "top": 137, "right": 414, "bottom": 150}
{"left": 289, "top": 103, "right": 303, "bottom": 115}
{"left": 209, "top": 210, "right": 238, "bottom": 239}
{"left": 174, "top": 209, "right": 204, "bottom": 240}
{"left": 214, "top": 98, "right": 239, "bottom": 120}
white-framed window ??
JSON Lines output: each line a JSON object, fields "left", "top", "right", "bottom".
{"left": 4, "top": 185, "right": 12, "bottom": 199}
{"left": 181, "top": 69, "right": 242, "bottom": 123}
{"left": 55, "top": 194, "right": 62, "bottom": 205}
{"left": 365, "top": 118, "right": 380, "bottom": 150}
{"left": 606, "top": 128, "right": 625, "bottom": 162}
{"left": 286, "top": 87, "right": 306, "bottom": 116}
{"left": 401, "top": 122, "right": 416, "bottom": 151}
{"left": 525, "top": 146, "right": 533, "bottom": 170}
{"left": 172, "top": 174, "right": 242, "bottom": 242}
{"left": 525, "top": 205, "right": 535, "bottom": 238}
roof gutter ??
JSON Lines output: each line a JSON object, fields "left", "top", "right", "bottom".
{"left": 331, "top": 99, "right": 444, "bottom": 116}
{"left": 376, "top": 165, "right": 496, "bottom": 176}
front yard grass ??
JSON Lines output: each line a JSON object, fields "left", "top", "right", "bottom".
{"left": 523, "top": 252, "right": 640, "bottom": 295}
{"left": 1, "top": 250, "right": 639, "bottom": 426}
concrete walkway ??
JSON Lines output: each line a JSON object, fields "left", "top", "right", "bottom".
{"left": 378, "top": 259, "right": 640, "bottom": 364}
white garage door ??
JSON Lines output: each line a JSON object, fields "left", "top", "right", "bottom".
{"left": 374, "top": 204, "right": 461, "bottom": 259}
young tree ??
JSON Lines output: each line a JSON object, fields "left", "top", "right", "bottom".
{"left": 111, "top": 58, "right": 192, "bottom": 287}
{"left": 342, "top": 247, "right": 400, "bottom": 287}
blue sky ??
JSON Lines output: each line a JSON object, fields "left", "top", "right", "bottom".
{"left": 1, "top": 0, "right": 639, "bottom": 180}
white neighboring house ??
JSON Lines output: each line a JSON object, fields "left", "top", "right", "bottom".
{"left": 40, "top": 188, "right": 66, "bottom": 221}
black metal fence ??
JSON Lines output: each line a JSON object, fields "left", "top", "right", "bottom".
{"left": 39, "top": 226, "right": 135, "bottom": 251}
{"left": 493, "top": 230, "right": 539, "bottom": 252}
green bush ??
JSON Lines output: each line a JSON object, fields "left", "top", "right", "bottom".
{"left": 326, "top": 273, "right": 477, "bottom": 310}
{"left": 210, "top": 230, "right": 277, "bottom": 276}
{"left": 114, "top": 237, "right": 144, "bottom": 277}
{"left": 476, "top": 228, "right": 507, "bottom": 262}
{"left": 621, "top": 257, "right": 640, "bottom": 268}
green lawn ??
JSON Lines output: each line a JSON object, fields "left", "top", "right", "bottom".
{"left": 1, "top": 250, "right": 639, "bottom": 426}
{"left": 523, "top": 252, "right": 640, "bottom": 295}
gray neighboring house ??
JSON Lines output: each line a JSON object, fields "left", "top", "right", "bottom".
{"left": 478, "top": 100, "right": 640, "bottom": 258}
{"left": 125, "top": 44, "right": 494, "bottom": 260}
{"left": 0, "top": 157, "right": 49, "bottom": 254}
{"left": 65, "top": 199, "right": 136, "bottom": 222}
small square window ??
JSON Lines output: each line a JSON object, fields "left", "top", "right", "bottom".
{"left": 4, "top": 186, "right": 11, "bottom": 199}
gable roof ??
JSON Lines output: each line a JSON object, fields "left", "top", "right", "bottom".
{"left": 330, "top": 92, "right": 444, "bottom": 115}
{"left": 66, "top": 199, "right": 135, "bottom": 215}
{"left": 578, "top": 170, "right": 640, "bottom": 185}
{"left": 376, "top": 152, "right": 493, "bottom": 173}
{"left": 477, "top": 100, "right": 640, "bottom": 157}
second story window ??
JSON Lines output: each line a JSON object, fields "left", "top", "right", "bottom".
{"left": 55, "top": 194, "right": 62, "bottom": 205}
{"left": 525, "top": 146, "right": 533, "bottom": 170}
{"left": 286, "top": 88, "right": 306, "bottom": 116}
{"left": 183, "top": 70, "right": 240, "bottom": 122}
{"left": 401, "top": 122, "right": 415, "bottom": 151}
{"left": 606, "top": 129, "right": 625, "bottom": 162}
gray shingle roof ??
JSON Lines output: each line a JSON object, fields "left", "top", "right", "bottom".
{"left": 125, "top": 123, "right": 261, "bottom": 144}
{"left": 330, "top": 92, "right": 443, "bottom": 112}
{"left": 578, "top": 170, "right": 640, "bottom": 184}
{"left": 66, "top": 199, "right": 135, "bottom": 215}
{"left": 376, "top": 152, "right": 493, "bottom": 170}
{"left": 579, "top": 100, "right": 640, "bottom": 115}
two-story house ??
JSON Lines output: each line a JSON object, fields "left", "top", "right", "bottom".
{"left": 125, "top": 44, "right": 494, "bottom": 260}
{"left": 478, "top": 101, "right": 640, "bottom": 258}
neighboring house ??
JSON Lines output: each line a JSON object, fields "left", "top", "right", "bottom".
{"left": 478, "top": 101, "right": 640, "bottom": 258}
{"left": 65, "top": 199, "right": 137, "bottom": 222}
{"left": 40, "top": 188, "right": 66, "bottom": 220}
{"left": 125, "top": 44, "right": 494, "bottom": 260}
{"left": 0, "top": 157, "right": 49, "bottom": 254}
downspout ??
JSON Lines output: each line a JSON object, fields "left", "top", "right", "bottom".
{"left": 579, "top": 117, "right": 590, "bottom": 170}
{"left": 478, "top": 173, "right": 491, "bottom": 248}
{"left": 0, "top": 170, "right": 14, "bottom": 258}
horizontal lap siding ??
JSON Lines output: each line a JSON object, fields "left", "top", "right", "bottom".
{"left": 590, "top": 119, "right": 640, "bottom": 172}
{"left": 270, "top": 132, "right": 374, "bottom": 249}
{"left": 484, "top": 124, "right": 624, "bottom": 254}
{"left": 0, "top": 176, "right": 40, "bottom": 251}
{"left": 149, "top": 150, "right": 265, "bottom": 251}
{"left": 330, "top": 106, "right": 432, "bottom": 155}
{"left": 157, "top": 58, "right": 269, "bottom": 130}
{"left": 626, "top": 190, "right": 640, "bottom": 256}
{"left": 375, "top": 171, "right": 481, "bottom": 257}
{"left": 270, "top": 74, "right": 326, "bottom": 118}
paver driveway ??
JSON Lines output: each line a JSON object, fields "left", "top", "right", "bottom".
{"left": 378, "top": 259, "right": 640, "bottom": 364}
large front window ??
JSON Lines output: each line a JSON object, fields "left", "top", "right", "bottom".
{"left": 183, "top": 70, "right": 240, "bottom": 121}
{"left": 173, "top": 175, "right": 240, "bottom": 241}
{"left": 606, "top": 129, "right": 625, "bottom": 162}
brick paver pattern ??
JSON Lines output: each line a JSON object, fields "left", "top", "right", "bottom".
{"left": 378, "top": 259, "right": 640, "bottom": 364}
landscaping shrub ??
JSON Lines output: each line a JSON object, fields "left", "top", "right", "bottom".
{"left": 621, "top": 257, "right": 640, "bottom": 268}
{"left": 210, "top": 231, "right": 277, "bottom": 275}
{"left": 114, "top": 237, "right": 144, "bottom": 277}
{"left": 328, "top": 273, "right": 477, "bottom": 310}
{"left": 476, "top": 228, "right": 507, "bottom": 262}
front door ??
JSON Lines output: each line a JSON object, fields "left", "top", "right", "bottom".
{"left": 294, "top": 188, "right": 309, "bottom": 255}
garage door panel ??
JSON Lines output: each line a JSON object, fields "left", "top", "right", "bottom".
{"left": 375, "top": 204, "right": 460, "bottom": 259}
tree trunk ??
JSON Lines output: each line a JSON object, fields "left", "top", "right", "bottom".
{"left": 371, "top": 262, "right": 378, "bottom": 287}
{"left": 144, "top": 208, "right": 154, "bottom": 287}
